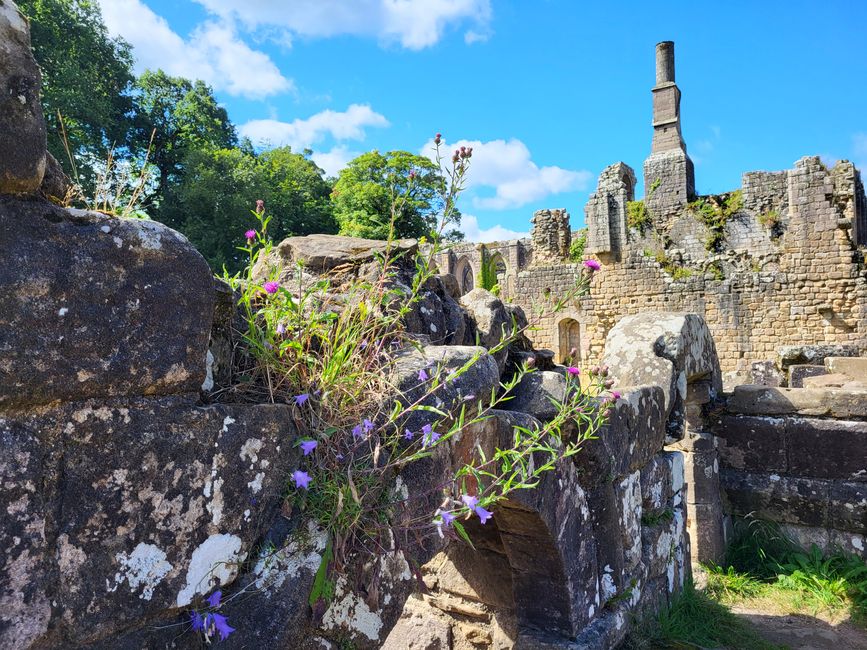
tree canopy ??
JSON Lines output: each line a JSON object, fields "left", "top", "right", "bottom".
{"left": 166, "top": 146, "right": 336, "bottom": 272}
{"left": 19, "top": 0, "right": 136, "bottom": 182}
{"left": 332, "top": 150, "right": 459, "bottom": 240}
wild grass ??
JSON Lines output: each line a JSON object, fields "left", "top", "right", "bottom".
{"left": 624, "top": 580, "right": 783, "bottom": 650}
{"left": 703, "top": 517, "right": 867, "bottom": 626}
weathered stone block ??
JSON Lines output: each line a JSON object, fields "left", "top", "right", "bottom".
{"left": 777, "top": 345, "right": 859, "bottom": 369}
{"left": 0, "top": 396, "right": 295, "bottom": 646}
{"left": 686, "top": 502, "right": 725, "bottom": 564}
{"left": 786, "top": 418, "right": 867, "bottom": 480}
{"left": 503, "top": 370, "right": 567, "bottom": 421}
{"left": 713, "top": 414, "right": 787, "bottom": 472}
{"left": 827, "top": 482, "right": 867, "bottom": 533}
{"left": 682, "top": 448, "right": 720, "bottom": 505}
{"left": 0, "top": 1, "right": 46, "bottom": 194}
{"left": 639, "top": 452, "right": 675, "bottom": 512}
{"left": 825, "top": 356, "right": 867, "bottom": 381}
{"left": 720, "top": 469, "right": 829, "bottom": 528}
{"left": 728, "top": 385, "right": 867, "bottom": 418}
{"left": 0, "top": 197, "right": 216, "bottom": 408}
{"left": 788, "top": 364, "right": 827, "bottom": 388}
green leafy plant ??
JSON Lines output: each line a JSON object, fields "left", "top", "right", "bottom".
{"left": 648, "top": 177, "right": 662, "bottom": 197}
{"left": 758, "top": 209, "right": 784, "bottom": 240}
{"left": 690, "top": 190, "right": 743, "bottom": 252}
{"left": 221, "top": 135, "right": 615, "bottom": 610}
{"left": 478, "top": 244, "right": 500, "bottom": 294}
{"left": 641, "top": 508, "right": 674, "bottom": 527}
{"left": 569, "top": 229, "right": 587, "bottom": 262}
{"left": 627, "top": 200, "right": 652, "bottom": 233}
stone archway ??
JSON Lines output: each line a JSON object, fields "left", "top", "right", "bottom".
{"left": 455, "top": 256, "right": 474, "bottom": 295}
{"left": 557, "top": 318, "right": 582, "bottom": 364}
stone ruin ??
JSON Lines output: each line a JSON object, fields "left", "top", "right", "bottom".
{"left": 1, "top": 7, "right": 865, "bottom": 648}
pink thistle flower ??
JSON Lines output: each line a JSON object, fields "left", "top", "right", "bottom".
{"left": 611, "top": 391, "right": 622, "bottom": 400}
{"left": 583, "top": 258, "right": 601, "bottom": 271}
{"left": 567, "top": 366, "right": 580, "bottom": 377}
{"left": 245, "top": 229, "right": 256, "bottom": 241}
{"left": 264, "top": 281, "right": 279, "bottom": 294}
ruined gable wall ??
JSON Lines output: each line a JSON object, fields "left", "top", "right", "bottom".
{"left": 508, "top": 157, "right": 867, "bottom": 377}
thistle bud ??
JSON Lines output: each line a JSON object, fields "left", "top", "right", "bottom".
{"left": 255, "top": 199, "right": 265, "bottom": 215}
{"left": 604, "top": 379, "right": 614, "bottom": 389}
{"left": 569, "top": 347, "right": 578, "bottom": 359}
{"left": 434, "top": 132, "right": 442, "bottom": 144}
{"left": 526, "top": 356, "right": 536, "bottom": 369}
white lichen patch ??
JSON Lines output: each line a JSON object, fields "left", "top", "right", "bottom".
{"left": 1, "top": 1, "right": 28, "bottom": 34}
{"left": 113, "top": 542, "right": 172, "bottom": 601}
{"left": 247, "top": 472, "right": 264, "bottom": 494}
{"left": 240, "top": 437, "right": 263, "bottom": 465}
{"left": 254, "top": 521, "right": 327, "bottom": 593}
{"left": 176, "top": 534, "right": 245, "bottom": 607}
{"left": 58, "top": 307, "right": 68, "bottom": 317}
{"left": 322, "top": 576, "right": 384, "bottom": 641}
{"left": 201, "top": 350, "right": 215, "bottom": 392}
{"left": 601, "top": 566, "right": 617, "bottom": 600}
{"left": 135, "top": 220, "right": 164, "bottom": 250}
{"left": 71, "top": 405, "right": 115, "bottom": 424}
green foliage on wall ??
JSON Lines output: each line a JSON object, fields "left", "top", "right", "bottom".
{"left": 569, "top": 229, "right": 588, "bottom": 261}
{"left": 690, "top": 190, "right": 743, "bottom": 252}
{"left": 627, "top": 200, "right": 652, "bottom": 233}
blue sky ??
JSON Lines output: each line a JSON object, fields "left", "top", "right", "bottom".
{"left": 97, "top": 0, "right": 867, "bottom": 240}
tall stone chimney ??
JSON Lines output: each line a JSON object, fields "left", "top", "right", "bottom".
{"left": 644, "top": 41, "right": 695, "bottom": 216}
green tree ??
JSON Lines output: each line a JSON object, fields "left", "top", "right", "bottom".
{"left": 332, "top": 150, "right": 460, "bottom": 240}
{"left": 167, "top": 146, "right": 336, "bottom": 271}
{"left": 134, "top": 70, "right": 237, "bottom": 202}
{"left": 19, "top": 0, "right": 136, "bottom": 180}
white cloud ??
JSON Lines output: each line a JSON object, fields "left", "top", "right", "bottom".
{"left": 423, "top": 138, "right": 592, "bottom": 210}
{"left": 194, "top": 0, "right": 492, "bottom": 49}
{"left": 98, "top": 0, "right": 291, "bottom": 98}
{"left": 459, "top": 215, "right": 528, "bottom": 242}
{"left": 311, "top": 145, "right": 359, "bottom": 177}
{"left": 240, "top": 105, "right": 389, "bottom": 155}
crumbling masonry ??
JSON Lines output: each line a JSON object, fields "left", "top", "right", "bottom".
{"left": 435, "top": 41, "right": 867, "bottom": 388}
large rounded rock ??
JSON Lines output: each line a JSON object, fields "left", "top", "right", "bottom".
{"left": 0, "top": 1, "right": 47, "bottom": 194}
{"left": 0, "top": 197, "right": 216, "bottom": 408}
{"left": 459, "top": 288, "right": 512, "bottom": 373}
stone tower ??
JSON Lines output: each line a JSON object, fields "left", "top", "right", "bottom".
{"left": 644, "top": 41, "right": 695, "bottom": 215}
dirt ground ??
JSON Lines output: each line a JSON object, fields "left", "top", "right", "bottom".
{"left": 732, "top": 605, "right": 867, "bottom": 650}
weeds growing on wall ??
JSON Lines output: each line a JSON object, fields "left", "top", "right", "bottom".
{"left": 758, "top": 209, "right": 784, "bottom": 240}
{"left": 569, "top": 228, "right": 587, "bottom": 262}
{"left": 690, "top": 190, "right": 743, "bottom": 252}
{"left": 627, "top": 200, "right": 652, "bottom": 233}
{"left": 216, "top": 135, "right": 616, "bottom": 633}
{"left": 478, "top": 244, "right": 500, "bottom": 294}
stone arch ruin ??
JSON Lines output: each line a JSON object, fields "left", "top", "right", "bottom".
{"left": 455, "top": 255, "right": 475, "bottom": 295}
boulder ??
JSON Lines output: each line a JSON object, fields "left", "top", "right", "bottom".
{"left": 252, "top": 233, "right": 418, "bottom": 278}
{"left": 39, "top": 151, "right": 71, "bottom": 201}
{"left": 777, "top": 344, "right": 859, "bottom": 369}
{"left": 0, "top": 396, "right": 296, "bottom": 647}
{"left": 503, "top": 370, "right": 567, "bottom": 421}
{"left": 459, "top": 288, "right": 513, "bottom": 372}
{"left": 0, "top": 196, "right": 216, "bottom": 408}
{"left": 0, "top": 0, "right": 46, "bottom": 194}
{"left": 403, "top": 274, "right": 467, "bottom": 346}
{"left": 601, "top": 313, "right": 721, "bottom": 439}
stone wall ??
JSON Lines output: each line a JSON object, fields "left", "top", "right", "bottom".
{"left": 713, "top": 378, "right": 867, "bottom": 560}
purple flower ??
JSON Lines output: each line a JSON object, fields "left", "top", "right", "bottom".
{"left": 461, "top": 494, "right": 479, "bottom": 509}
{"left": 567, "top": 366, "right": 580, "bottom": 377}
{"left": 206, "top": 590, "right": 221, "bottom": 608}
{"left": 264, "top": 281, "right": 279, "bottom": 294}
{"left": 611, "top": 391, "right": 622, "bottom": 401}
{"left": 352, "top": 424, "right": 364, "bottom": 439}
{"left": 423, "top": 430, "right": 440, "bottom": 448}
{"left": 583, "top": 258, "right": 601, "bottom": 271}
{"left": 463, "top": 393, "right": 476, "bottom": 401}
{"left": 418, "top": 368, "right": 429, "bottom": 382}
{"left": 245, "top": 229, "right": 256, "bottom": 241}
{"left": 299, "top": 440, "right": 318, "bottom": 456}
{"left": 404, "top": 429, "right": 414, "bottom": 440}
{"left": 294, "top": 393, "right": 309, "bottom": 406}
{"left": 408, "top": 170, "right": 417, "bottom": 180}
{"left": 208, "top": 612, "right": 236, "bottom": 641}
{"left": 276, "top": 322, "right": 286, "bottom": 335}
{"left": 191, "top": 611, "right": 204, "bottom": 632}
{"left": 441, "top": 510, "right": 455, "bottom": 526}
{"left": 421, "top": 423, "right": 433, "bottom": 436}
{"left": 363, "top": 418, "right": 375, "bottom": 433}
{"left": 292, "top": 470, "right": 311, "bottom": 489}
{"left": 475, "top": 506, "right": 493, "bottom": 524}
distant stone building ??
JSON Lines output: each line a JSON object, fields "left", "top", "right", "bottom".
{"left": 435, "top": 41, "right": 867, "bottom": 384}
